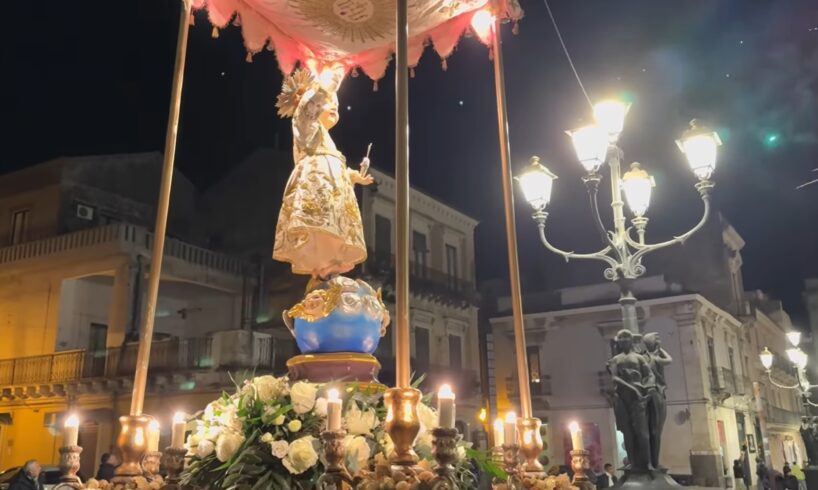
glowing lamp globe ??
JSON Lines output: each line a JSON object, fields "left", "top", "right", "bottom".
{"left": 786, "top": 348, "right": 801, "bottom": 365}
{"left": 593, "top": 100, "right": 630, "bottom": 142}
{"left": 796, "top": 351, "right": 809, "bottom": 370}
{"left": 759, "top": 347, "right": 773, "bottom": 371}
{"left": 622, "top": 162, "right": 654, "bottom": 217}
{"left": 566, "top": 124, "right": 609, "bottom": 173}
{"left": 516, "top": 156, "right": 558, "bottom": 211}
{"left": 676, "top": 119, "right": 722, "bottom": 180}
{"left": 787, "top": 331, "right": 802, "bottom": 347}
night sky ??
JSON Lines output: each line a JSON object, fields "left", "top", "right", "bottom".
{"left": 4, "top": 1, "right": 818, "bottom": 321}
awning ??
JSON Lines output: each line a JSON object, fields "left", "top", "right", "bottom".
{"left": 191, "top": 0, "right": 522, "bottom": 79}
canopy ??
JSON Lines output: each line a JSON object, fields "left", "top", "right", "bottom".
{"left": 192, "top": 0, "right": 522, "bottom": 80}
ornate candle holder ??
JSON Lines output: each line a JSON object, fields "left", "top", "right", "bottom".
{"left": 113, "top": 414, "right": 154, "bottom": 483}
{"left": 384, "top": 387, "right": 421, "bottom": 467}
{"left": 491, "top": 444, "right": 522, "bottom": 490}
{"left": 570, "top": 449, "right": 595, "bottom": 490}
{"left": 517, "top": 418, "right": 545, "bottom": 477}
{"left": 429, "top": 427, "right": 458, "bottom": 489}
{"left": 317, "top": 430, "right": 352, "bottom": 489}
{"left": 142, "top": 451, "right": 163, "bottom": 483}
{"left": 161, "top": 447, "right": 187, "bottom": 489}
{"left": 58, "top": 445, "right": 83, "bottom": 488}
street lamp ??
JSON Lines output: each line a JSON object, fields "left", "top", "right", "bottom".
{"left": 517, "top": 100, "right": 717, "bottom": 334}
{"left": 759, "top": 331, "right": 817, "bottom": 403}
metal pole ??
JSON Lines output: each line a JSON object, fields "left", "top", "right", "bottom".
{"left": 609, "top": 148, "right": 626, "bottom": 238}
{"left": 394, "top": 0, "right": 411, "bottom": 389}
{"left": 129, "top": 0, "right": 191, "bottom": 416}
{"left": 618, "top": 284, "right": 640, "bottom": 333}
{"left": 490, "top": 13, "right": 532, "bottom": 419}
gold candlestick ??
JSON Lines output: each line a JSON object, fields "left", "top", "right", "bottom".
{"left": 161, "top": 447, "right": 187, "bottom": 489}
{"left": 113, "top": 414, "right": 154, "bottom": 483}
{"left": 570, "top": 449, "right": 596, "bottom": 490}
{"left": 317, "top": 430, "right": 352, "bottom": 489}
{"left": 142, "top": 450, "right": 163, "bottom": 483}
{"left": 517, "top": 418, "right": 545, "bottom": 476}
{"left": 58, "top": 445, "right": 83, "bottom": 488}
{"left": 384, "top": 387, "right": 421, "bottom": 467}
{"left": 430, "top": 427, "right": 459, "bottom": 489}
{"left": 491, "top": 444, "right": 522, "bottom": 490}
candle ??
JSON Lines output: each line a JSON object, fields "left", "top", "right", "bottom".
{"left": 147, "top": 420, "right": 160, "bottom": 452}
{"left": 327, "top": 388, "right": 342, "bottom": 431}
{"left": 437, "top": 384, "right": 456, "bottom": 429}
{"left": 504, "top": 411, "right": 517, "bottom": 447}
{"left": 569, "top": 421, "right": 584, "bottom": 451}
{"left": 493, "top": 418, "right": 504, "bottom": 447}
{"left": 64, "top": 414, "right": 79, "bottom": 447}
{"left": 171, "top": 412, "right": 186, "bottom": 449}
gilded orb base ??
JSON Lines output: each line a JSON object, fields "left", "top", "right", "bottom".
{"left": 287, "top": 352, "right": 383, "bottom": 385}
{"left": 113, "top": 415, "right": 155, "bottom": 483}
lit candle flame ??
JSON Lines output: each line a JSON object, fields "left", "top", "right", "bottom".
{"left": 438, "top": 384, "right": 455, "bottom": 400}
{"left": 173, "top": 411, "right": 186, "bottom": 424}
{"left": 569, "top": 421, "right": 580, "bottom": 433}
{"left": 149, "top": 420, "right": 160, "bottom": 432}
{"left": 65, "top": 414, "right": 79, "bottom": 428}
{"left": 505, "top": 411, "right": 517, "bottom": 424}
{"left": 327, "top": 388, "right": 340, "bottom": 402}
{"left": 493, "top": 418, "right": 503, "bottom": 431}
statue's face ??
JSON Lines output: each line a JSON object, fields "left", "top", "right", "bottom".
{"left": 617, "top": 336, "right": 632, "bottom": 352}
{"left": 319, "top": 95, "right": 340, "bottom": 129}
{"left": 644, "top": 335, "right": 658, "bottom": 351}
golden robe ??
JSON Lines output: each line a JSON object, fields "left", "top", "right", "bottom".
{"left": 273, "top": 87, "right": 367, "bottom": 277}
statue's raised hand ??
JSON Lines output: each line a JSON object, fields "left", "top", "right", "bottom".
{"left": 350, "top": 170, "right": 374, "bottom": 185}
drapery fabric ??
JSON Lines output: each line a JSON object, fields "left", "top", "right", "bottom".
{"left": 192, "top": 0, "right": 522, "bottom": 79}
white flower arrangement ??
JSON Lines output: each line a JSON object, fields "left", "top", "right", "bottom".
{"left": 181, "top": 374, "right": 481, "bottom": 489}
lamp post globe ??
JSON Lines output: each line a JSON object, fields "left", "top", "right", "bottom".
{"left": 566, "top": 124, "right": 609, "bottom": 174}
{"left": 676, "top": 119, "right": 722, "bottom": 180}
{"left": 760, "top": 347, "right": 774, "bottom": 371}
{"left": 592, "top": 100, "right": 630, "bottom": 143}
{"left": 621, "top": 162, "right": 654, "bottom": 217}
{"left": 516, "top": 156, "right": 559, "bottom": 211}
{"left": 786, "top": 331, "right": 802, "bottom": 348}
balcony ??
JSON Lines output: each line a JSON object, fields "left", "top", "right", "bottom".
{"left": 365, "top": 252, "right": 477, "bottom": 306}
{"left": 0, "top": 223, "right": 247, "bottom": 278}
{"left": 506, "top": 375, "right": 551, "bottom": 411}
{"left": 710, "top": 367, "right": 745, "bottom": 398}
{"left": 0, "top": 335, "right": 273, "bottom": 400}
{"left": 764, "top": 402, "right": 802, "bottom": 426}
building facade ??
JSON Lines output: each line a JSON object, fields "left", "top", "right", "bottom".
{"left": 488, "top": 218, "right": 805, "bottom": 486}
{"left": 0, "top": 153, "right": 267, "bottom": 471}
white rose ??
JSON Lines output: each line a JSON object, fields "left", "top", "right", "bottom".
{"left": 203, "top": 401, "right": 220, "bottom": 423}
{"left": 196, "top": 439, "right": 215, "bottom": 458}
{"left": 253, "top": 375, "right": 284, "bottom": 402}
{"left": 290, "top": 382, "right": 318, "bottom": 414}
{"left": 270, "top": 440, "right": 289, "bottom": 459}
{"left": 215, "top": 432, "right": 245, "bottom": 462}
{"left": 417, "top": 403, "right": 439, "bottom": 432}
{"left": 345, "top": 404, "right": 379, "bottom": 436}
{"left": 282, "top": 436, "right": 319, "bottom": 475}
{"left": 344, "top": 435, "right": 371, "bottom": 474}
{"left": 218, "top": 403, "right": 240, "bottom": 431}
{"left": 206, "top": 425, "right": 223, "bottom": 440}
{"left": 260, "top": 432, "right": 274, "bottom": 444}
{"left": 313, "top": 397, "right": 328, "bottom": 417}
{"left": 288, "top": 419, "right": 302, "bottom": 432}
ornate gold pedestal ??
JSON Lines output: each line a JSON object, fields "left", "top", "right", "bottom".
{"left": 113, "top": 415, "right": 154, "bottom": 483}
{"left": 287, "top": 352, "right": 383, "bottom": 385}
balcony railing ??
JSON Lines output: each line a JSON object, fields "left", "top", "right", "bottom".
{"left": 764, "top": 402, "right": 802, "bottom": 426}
{"left": 0, "top": 338, "right": 214, "bottom": 387}
{"left": 366, "top": 252, "right": 477, "bottom": 305}
{"left": 0, "top": 224, "right": 246, "bottom": 276}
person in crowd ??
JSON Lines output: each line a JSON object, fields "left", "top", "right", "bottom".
{"left": 757, "top": 458, "right": 770, "bottom": 490}
{"left": 8, "top": 461, "right": 42, "bottom": 490}
{"left": 790, "top": 462, "right": 806, "bottom": 490}
{"left": 741, "top": 445, "right": 754, "bottom": 489}
{"left": 782, "top": 466, "right": 799, "bottom": 490}
{"left": 597, "top": 463, "right": 619, "bottom": 489}
{"left": 735, "top": 459, "right": 747, "bottom": 490}
{"left": 95, "top": 453, "right": 118, "bottom": 482}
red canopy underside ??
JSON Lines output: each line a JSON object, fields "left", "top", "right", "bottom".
{"left": 192, "top": 0, "right": 521, "bottom": 80}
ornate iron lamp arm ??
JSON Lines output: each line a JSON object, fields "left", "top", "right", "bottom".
{"left": 630, "top": 181, "right": 714, "bottom": 265}
{"left": 803, "top": 397, "right": 818, "bottom": 408}
{"left": 624, "top": 227, "right": 647, "bottom": 250}
{"left": 534, "top": 211, "right": 620, "bottom": 269}
{"left": 584, "top": 175, "right": 627, "bottom": 265}
{"left": 766, "top": 371, "right": 801, "bottom": 391}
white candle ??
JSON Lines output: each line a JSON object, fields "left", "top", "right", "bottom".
{"left": 64, "top": 414, "right": 79, "bottom": 447}
{"left": 493, "top": 418, "right": 505, "bottom": 447}
{"left": 147, "top": 420, "right": 160, "bottom": 452}
{"left": 569, "top": 421, "right": 584, "bottom": 451}
{"left": 171, "top": 412, "right": 186, "bottom": 449}
{"left": 504, "top": 411, "right": 517, "bottom": 447}
{"left": 437, "top": 384, "right": 456, "bottom": 429}
{"left": 327, "top": 389, "right": 342, "bottom": 431}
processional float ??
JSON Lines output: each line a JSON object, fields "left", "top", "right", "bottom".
{"left": 53, "top": 0, "right": 609, "bottom": 489}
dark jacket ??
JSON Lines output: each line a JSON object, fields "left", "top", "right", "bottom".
{"left": 597, "top": 472, "right": 618, "bottom": 489}
{"left": 734, "top": 463, "right": 745, "bottom": 479}
{"left": 95, "top": 463, "right": 116, "bottom": 482}
{"left": 783, "top": 475, "right": 799, "bottom": 490}
{"left": 8, "top": 473, "right": 42, "bottom": 490}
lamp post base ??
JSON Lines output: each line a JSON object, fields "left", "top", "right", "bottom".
{"left": 614, "top": 468, "right": 681, "bottom": 490}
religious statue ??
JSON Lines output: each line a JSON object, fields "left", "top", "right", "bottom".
{"left": 608, "top": 329, "right": 655, "bottom": 472}
{"left": 643, "top": 332, "right": 672, "bottom": 470}
{"left": 273, "top": 64, "right": 373, "bottom": 278}
{"left": 800, "top": 417, "right": 818, "bottom": 466}
{"left": 273, "top": 64, "right": 389, "bottom": 384}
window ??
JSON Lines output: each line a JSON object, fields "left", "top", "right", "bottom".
{"left": 413, "top": 232, "right": 428, "bottom": 278}
{"left": 415, "top": 327, "right": 430, "bottom": 373}
{"left": 707, "top": 336, "right": 718, "bottom": 386}
{"left": 374, "top": 215, "right": 391, "bottom": 263}
{"left": 448, "top": 334, "right": 462, "bottom": 370}
{"left": 446, "top": 244, "right": 458, "bottom": 289}
{"left": 527, "top": 346, "right": 541, "bottom": 383}
{"left": 10, "top": 209, "right": 29, "bottom": 245}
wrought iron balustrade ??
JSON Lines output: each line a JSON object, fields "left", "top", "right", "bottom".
{"left": 366, "top": 252, "right": 478, "bottom": 305}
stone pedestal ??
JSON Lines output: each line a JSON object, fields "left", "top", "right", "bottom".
{"left": 615, "top": 468, "right": 681, "bottom": 490}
